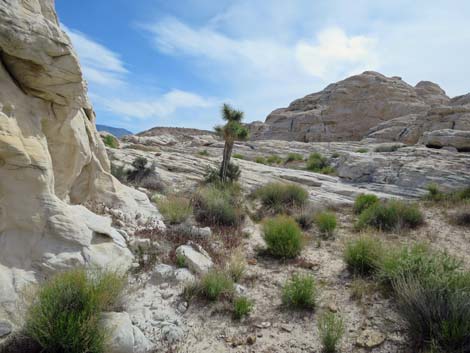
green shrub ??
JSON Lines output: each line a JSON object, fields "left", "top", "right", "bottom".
{"left": 355, "top": 200, "right": 424, "bottom": 231}
{"left": 255, "top": 182, "right": 308, "bottom": 213}
{"left": 285, "top": 153, "right": 304, "bottom": 163}
{"left": 331, "top": 152, "right": 340, "bottom": 158}
{"left": 200, "top": 270, "right": 234, "bottom": 301}
{"left": 282, "top": 274, "right": 317, "bottom": 310}
{"left": 295, "top": 212, "right": 315, "bottom": 230}
{"left": 263, "top": 215, "right": 303, "bottom": 258}
{"left": 176, "top": 254, "right": 186, "bottom": 268}
{"left": 193, "top": 185, "right": 243, "bottom": 227}
{"left": 226, "top": 250, "right": 246, "bottom": 282}
{"left": 198, "top": 149, "right": 209, "bottom": 156}
{"left": 424, "top": 183, "right": 445, "bottom": 202}
{"left": 110, "top": 163, "right": 127, "bottom": 183}
{"left": 204, "top": 162, "right": 241, "bottom": 184}
{"left": 374, "top": 144, "right": 401, "bottom": 152}
{"left": 315, "top": 212, "right": 337, "bottom": 237}
{"left": 353, "top": 194, "right": 379, "bottom": 214}
{"left": 356, "top": 148, "right": 368, "bottom": 153}
{"left": 156, "top": 195, "right": 192, "bottom": 224}
{"left": 233, "top": 153, "right": 245, "bottom": 160}
{"left": 266, "top": 155, "right": 283, "bottom": 165}
{"left": 456, "top": 186, "right": 470, "bottom": 201}
{"left": 344, "top": 236, "right": 383, "bottom": 276}
{"left": 102, "top": 135, "right": 119, "bottom": 149}
{"left": 255, "top": 156, "right": 267, "bottom": 164}
{"left": 317, "top": 312, "right": 344, "bottom": 353}
{"left": 233, "top": 296, "right": 253, "bottom": 320}
{"left": 306, "top": 152, "right": 334, "bottom": 174}
{"left": 26, "top": 269, "right": 125, "bottom": 353}
{"left": 126, "top": 157, "right": 164, "bottom": 191}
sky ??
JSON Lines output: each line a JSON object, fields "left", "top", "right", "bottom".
{"left": 56, "top": 0, "right": 470, "bottom": 133}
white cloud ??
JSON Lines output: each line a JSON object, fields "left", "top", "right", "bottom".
{"left": 61, "top": 24, "right": 128, "bottom": 86}
{"left": 92, "top": 90, "right": 216, "bottom": 120}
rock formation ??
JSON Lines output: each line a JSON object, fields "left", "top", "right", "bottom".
{"left": 0, "top": 0, "right": 161, "bottom": 325}
{"left": 250, "top": 71, "right": 470, "bottom": 149}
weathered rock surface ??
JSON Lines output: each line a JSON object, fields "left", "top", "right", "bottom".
{"left": 422, "top": 129, "right": 470, "bottom": 151}
{"left": 176, "top": 243, "right": 214, "bottom": 275}
{"left": 0, "top": 0, "right": 161, "bottom": 325}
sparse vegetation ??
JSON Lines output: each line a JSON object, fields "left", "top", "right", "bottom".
{"left": 263, "top": 215, "right": 303, "bottom": 258}
{"left": 198, "top": 149, "right": 209, "bottom": 156}
{"left": 232, "top": 153, "right": 245, "bottom": 159}
{"left": 204, "top": 162, "right": 241, "bottom": 184}
{"left": 255, "top": 156, "right": 267, "bottom": 164}
{"left": 193, "top": 184, "right": 244, "bottom": 227}
{"left": 233, "top": 296, "right": 253, "bottom": 320}
{"left": 110, "top": 163, "right": 127, "bottom": 182}
{"left": 317, "top": 312, "right": 344, "bottom": 353}
{"left": 156, "top": 195, "right": 192, "bottom": 224}
{"left": 344, "top": 236, "right": 383, "bottom": 276}
{"left": 285, "top": 153, "right": 304, "bottom": 163}
{"left": 282, "top": 274, "right": 317, "bottom": 310}
{"left": 350, "top": 278, "right": 370, "bottom": 300}
{"left": 226, "top": 250, "right": 247, "bottom": 282}
{"left": 451, "top": 207, "right": 470, "bottom": 226}
{"left": 353, "top": 194, "right": 379, "bottom": 214}
{"left": 306, "top": 152, "right": 331, "bottom": 174}
{"left": 374, "top": 144, "right": 401, "bottom": 152}
{"left": 26, "top": 269, "right": 125, "bottom": 353}
{"left": 266, "top": 155, "right": 283, "bottom": 165}
{"left": 356, "top": 148, "right": 368, "bottom": 153}
{"left": 126, "top": 156, "right": 164, "bottom": 191}
{"left": 355, "top": 200, "right": 424, "bottom": 231}
{"left": 176, "top": 253, "right": 186, "bottom": 268}
{"left": 102, "top": 135, "right": 119, "bottom": 149}
{"left": 255, "top": 182, "right": 308, "bottom": 213}
{"left": 199, "top": 270, "right": 234, "bottom": 301}
{"left": 315, "top": 212, "right": 337, "bottom": 237}
{"left": 295, "top": 211, "right": 315, "bottom": 230}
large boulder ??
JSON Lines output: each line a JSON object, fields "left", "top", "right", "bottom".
{"left": 422, "top": 129, "right": 470, "bottom": 152}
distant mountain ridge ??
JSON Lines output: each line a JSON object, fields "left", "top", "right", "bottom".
{"left": 96, "top": 124, "right": 133, "bottom": 137}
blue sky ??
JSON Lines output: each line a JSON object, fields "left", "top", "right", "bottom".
{"left": 57, "top": 0, "right": 470, "bottom": 133}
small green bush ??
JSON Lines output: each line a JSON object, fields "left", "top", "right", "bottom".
{"left": 353, "top": 194, "right": 379, "bottom": 214}
{"left": 227, "top": 250, "right": 246, "bottom": 282}
{"left": 344, "top": 236, "right": 383, "bottom": 276}
{"left": 424, "top": 183, "right": 445, "bottom": 201}
{"left": 456, "top": 186, "right": 470, "bottom": 201}
{"left": 266, "top": 155, "right": 283, "bottom": 165}
{"left": 374, "top": 144, "right": 401, "bottom": 152}
{"left": 193, "top": 185, "right": 243, "bottom": 227}
{"left": 282, "top": 274, "right": 317, "bottom": 310}
{"left": 233, "top": 296, "right": 253, "bottom": 320}
{"left": 232, "top": 153, "right": 245, "bottom": 160}
{"left": 285, "top": 153, "right": 304, "bottom": 163}
{"left": 157, "top": 195, "right": 192, "bottom": 224}
{"left": 200, "top": 270, "right": 234, "bottom": 301}
{"left": 255, "top": 182, "right": 308, "bottom": 213}
{"left": 102, "top": 135, "right": 119, "bottom": 149}
{"left": 295, "top": 212, "right": 315, "bottom": 230}
{"left": 331, "top": 152, "right": 340, "bottom": 158}
{"left": 26, "top": 269, "right": 125, "bottom": 353}
{"left": 204, "top": 162, "right": 241, "bottom": 184}
{"left": 355, "top": 200, "right": 424, "bottom": 231}
{"left": 315, "top": 212, "right": 337, "bottom": 237}
{"left": 263, "top": 215, "right": 303, "bottom": 258}
{"left": 110, "top": 163, "right": 127, "bottom": 183}
{"left": 318, "top": 312, "right": 344, "bottom": 353}
{"left": 198, "top": 149, "right": 209, "bottom": 156}
{"left": 176, "top": 254, "right": 186, "bottom": 268}
{"left": 356, "top": 148, "right": 368, "bottom": 153}
{"left": 255, "top": 156, "right": 267, "bottom": 164}
{"left": 306, "top": 152, "right": 334, "bottom": 174}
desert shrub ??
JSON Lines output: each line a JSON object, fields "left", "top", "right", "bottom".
{"left": 295, "top": 212, "right": 315, "bottom": 230}
{"left": 353, "top": 194, "right": 379, "bottom": 214}
{"left": 317, "top": 312, "right": 345, "bottom": 353}
{"left": 306, "top": 153, "right": 335, "bottom": 174}
{"left": 424, "top": 183, "right": 445, "bottom": 202}
{"left": 315, "top": 212, "right": 337, "bottom": 237}
{"left": 233, "top": 153, "right": 245, "bottom": 159}
{"left": 110, "top": 163, "right": 127, "bottom": 183}
{"left": 204, "top": 162, "right": 241, "bottom": 184}
{"left": 102, "top": 135, "right": 119, "bottom": 149}
{"left": 255, "top": 182, "right": 308, "bottom": 213}
{"left": 233, "top": 296, "right": 253, "bottom": 320}
{"left": 356, "top": 148, "right": 368, "bottom": 153}
{"left": 26, "top": 269, "right": 125, "bottom": 353}
{"left": 374, "top": 144, "right": 401, "bottom": 152}
{"left": 263, "top": 215, "right": 303, "bottom": 258}
{"left": 193, "top": 185, "right": 243, "bottom": 227}
{"left": 285, "top": 153, "right": 304, "bottom": 163}
{"left": 199, "top": 270, "right": 234, "bottom": 301}
{"left": 156, "top": 195, "right": 192, "bottom": 224}
{"left": 282, "top": 274, "right": 317, "bottom": 310}
{"left": 126, "top": 157, "right": 165, "bottom": 191}
{"left": 452, "top": 207, "right": 470, "bottom": 227}
{"left": 226, "top": 250, "right": 246, "bottom": 282}
{"left": 176, "top": 254, "right": 186, "bottom": 268}
{"left": 266, "top": 155, "right": 283, "bottom": 165}
{"left": 255, "top": 156, "right": 267, "bottom": 164}
{"left": 198, "top": 149, "right": 209, "bottom": 156}
{"left": 350, "top": 278, "right": 370, "bottom": 300}
{"left": 344, "top": 236, "right": 383, "bottom": 276}
{"left": 331, "top": 152, "right": 340, "bottom": 158}
{"left": 456, "top": 186, "right": 470, "bottom": 201}
{"left": 355, "top": 200, "right": 424, "bottom": 231}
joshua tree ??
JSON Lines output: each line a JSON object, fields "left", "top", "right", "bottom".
{"left": 214, "top": 104, "right": 249, "bottom": 182}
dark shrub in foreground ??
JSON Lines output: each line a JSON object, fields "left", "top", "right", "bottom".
{"left": 344, "top": 236, "right": 383, "bottom": 276}
{"left": 263, "top": 215, "right": 303, "bottom": 258}
{"left": 355, "top": 200, "right": 424, "bottom": 231}
{"left": 282, "top": 274, "right": 317, "bottom": 310}
{"left": 255, "top": 182, "right": 308, "bottom": 213}
{"left": 26, "top": 269, "right": 125, "bottom": 353}
{"left": 353, "top": 194, "right": 379, "bottom": 214}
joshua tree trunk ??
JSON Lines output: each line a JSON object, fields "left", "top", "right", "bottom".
{"left": 220, "top": 140, "right": 233, "bottom": 182}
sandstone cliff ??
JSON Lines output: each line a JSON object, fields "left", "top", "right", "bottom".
{"left": 0, "top": 0, "right": 161, "bottom": 324}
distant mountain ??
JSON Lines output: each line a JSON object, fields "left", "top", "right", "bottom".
{"left": 96, "top": 124, "right": 133, "bottom": 137}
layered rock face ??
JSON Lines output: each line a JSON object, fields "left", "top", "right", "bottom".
{"left": 250, "top": 71, "right": 470, "bottom": 148}
{"left": 0, "top": 0, "right": 160, "bottom": 323}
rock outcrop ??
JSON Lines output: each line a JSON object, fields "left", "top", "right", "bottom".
{"left": 0, "top": 0, "right": 161, "bottom": 325}
{"left": 249, "top": 71, "right": 470, "bottom": 146}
